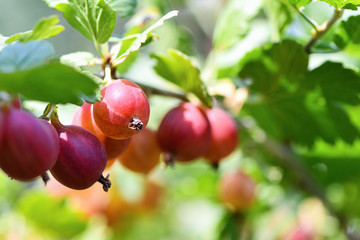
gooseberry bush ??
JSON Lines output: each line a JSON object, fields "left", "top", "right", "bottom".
{"left": 2, "top": 0, "right": 360, "bottom": 239}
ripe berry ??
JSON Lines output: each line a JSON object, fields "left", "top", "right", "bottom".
{"left": 203, "top": 108, "right": 238, "bottom": 163}
{"left": 50, "top": 117, "right": 110, "bottom": 191}
{"left": 0, "top": 109, "right": 59, "bottom": 181}
{"left": 72, "top": 102, "right": 131, "bottom": 161}
{"left": 93, "top": 79, "right": 150, "bottom": 139}
{"left": 119, "top": 127, "right": 161, "bottom": 174}
{"left": 157, "top": 102, "right": 211, "bottom": 163}
{"left": 219, "top": 170, "right": 255, "bottom": 211}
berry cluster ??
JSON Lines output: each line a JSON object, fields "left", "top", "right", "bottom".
{"left": 0, "top": 79, "right": 255, "bottom": 212}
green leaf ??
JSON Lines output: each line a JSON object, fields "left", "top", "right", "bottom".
{"left": 151, "top": 49, "right": 212, "bottom": 108}
{"left": 239, "top": 41, "right": 360, "bottom": 146}
{"left": 0, "top": 41, "right": 55, "bottom": 73}
{"left": 213, "top": 0, "right": 262, "bottom": 50}
{"left": 42, "top": 0, "right": 68, "bottom": 8}
{"left": 111, "top": 10, "right": 178, "bottom": 66}
{"left": 60, "top": 51, "right": 96, "bottom": 67}
{"left": 107, "top": 0, "right": 137, "bottom": 18}
{"left": 53, "top": 0, "right": 116, "bottom": 44}
{"left": 334, "top": 15, "right": 360, "bottom": 49}
{"left": 5, "top": 16, "right": 64, "bottom": 44}
{"left": 264, "top": 0, "right": 295, "bottom": 39}
{"left": 245, "top": 92, "right": 322, "bottom": 146}
{"left": 0, "top": 62, "right": 101, "bottom": 105}
{"left": 239, "top": 40, "right": 309, "bottom": 92}
{"left": 17, "top": 191, "right": 87, "bottom": 238}
{"left": 287, "top": 0, "right": 312, "bottom": 8}
{"left": 305, "top": 61, "right": 360, "bottom": 105}
{"left": 319, "top": 0, "right": 360, "bottom": 9}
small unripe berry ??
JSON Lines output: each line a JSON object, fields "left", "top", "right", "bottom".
{"left": 219, "top": 170, "right": 255, "bottom": 211}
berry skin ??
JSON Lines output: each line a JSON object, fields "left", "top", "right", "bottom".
{"left": 72, "top": 102, "right": 131, "bottom": 161}
{"left": 0, "top": 109, "right": 59, "bottom": 181}
{"left": 203, "top": 108, "right": 238, "bottom": 163}
{"left": 219, "top": 170, "right": 255, "bottom": 212}
{"left": 119, "top": 127, "right": 161, "bottom": 174}
{"left": 50, "top": 117, "right": 109, "bottom": 191}
{"left": 157, "top": 102, "right": 211, "bottom": 162}
{"left": 93, "top": 79, "right": 150, "bottom": 140}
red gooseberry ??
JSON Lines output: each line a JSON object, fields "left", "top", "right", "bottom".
{"left": 93, "top": 79, "right": 150, "bottom": 140}
{"left": 119, "top": 127, "right": 161, "bottom": 174}
{"left": 219, "top": 170, "right": 255, "bottom": 212}
{"left": 50, "top": 116, "right": 110, "bottom": 191}
{"left": 157, "top": 102, "right": 211, "bottom": 163}
{"left": 203, "top": 107, "right": 239, "bottom": 163}
{"left": 0, "top": 108, "right": 59, "bottom": 181}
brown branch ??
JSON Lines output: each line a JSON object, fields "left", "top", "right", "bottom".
{"left": 305, "top": 9, "right": 344, "bottom": 54}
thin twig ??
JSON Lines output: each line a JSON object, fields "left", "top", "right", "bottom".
{"left": 137, "top": 82, "right": 188, "bottom": 101}
{"left": 305, "top": 8, "right": 344, "bottom": 54}
{"left": 292, "top": 6, "right": 319, "bottom": 34}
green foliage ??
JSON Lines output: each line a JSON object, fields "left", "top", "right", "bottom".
{"left": 320, "top": 0, "right": 360, "bottom": 9}
{"left": 240, "top": 40, "right": 360, "bottom": 146}
{"left": 5, "top": 16, "right": 64, "bottom": 44}
{"left": 335, "top": 15, "right": 360, "bottom": 49}
{"left": 287, "top": 0, "right": 312, "bottom": 8}
{"left": 17, "top": 191, "right": 88, "bottom": 238}
{"left": 0, "top": 41, "right": 55, "bottom": 73}
{"left": 47, "top": 0, "right": 117, "bottom": 44}
{"left": 107, "top": 0, "right": 137, "bottom": 18}
{"left": 213, "top": 0, "right": 262, "bottom": 50}
{"left": 264, "top": 0, "right": 295, "bottom": 38}
{"left": 60, "top": 51, "right": 95, "bottom": 67}
{"left": 111, "top": 10, "right": 178, "bottom": 67}
{"left": 0, "top": 62, "right": 101, "bottom": 105}
{"left": 151, "top": 49, "right": 213, "bottom": 108}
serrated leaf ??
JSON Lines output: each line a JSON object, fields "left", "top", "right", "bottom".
{"left": 0, "top": 41, "right": 55, "bottom": 73}
{"left": 305, "top": 61, "right": 360, "bottom": 105}
{"left": 5, "top": 16, "right": 64, "bottom": 44}
{"left": 0, "top": 62, "right": 100, "bottom": 105}
{"left": 320, "top": 0, "right": 360, "bottom": 9}
{"left": 111, "top": 10, "right": 178, "bottom": 66}
{"left": 107, "top": 0, "right": 137, "bottom": 18}
{"left": 245, "top": 92, "right": 322, "bottom": 146}
{"left": 239, "top": 40, "right": 309, "bottom": 92}
{"left": 60, "top": 51, "right": 95, "bottom": 67}
{"left": 213, "top": 0, "right": 262, "bottom": 50}
{"left": 53, "top": 0, "right": 116, "bottom": 44}
{"left": 239, "top": 41, "right": 360, "bottom": 146}
{"left": 151, "top": 49, "right": 212, "bottom": 108}
{"left": 334, "top": 15, "right": 360, "bottom": 49}
{"left": 17, "top": 191, "right": 87, "bottom": 238}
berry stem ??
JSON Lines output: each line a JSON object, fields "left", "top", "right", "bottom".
{"left": 41, "top": 172, "right": 50, "bottom": 185}
{"left": 128, "top": 117, "right": 143, "bottom": 131}
{"left": 162, "top": 152, "right": 176, "bottom": 169}
{"left": 98, "top": 174, "right": 111, "bottom": 192}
